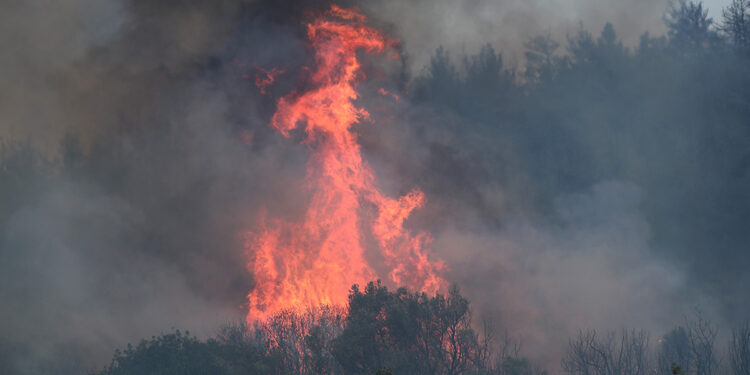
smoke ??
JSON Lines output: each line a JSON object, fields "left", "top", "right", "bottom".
{"left": 361, "top": 0, "right": 671, "bottom": 71}
{"left": 0, "top": 0, "right": 124, "bottom": 150}
{"left": 0, "top": 0, "right": 746, "bottom": 373}
{"left": 434, "top": 181, "right": 686, "bottom": 367}
{"left": 355, "top": 97, "right": 722, "bottom": 369}
{"left": 0, "top": 180, "right": 239, "bottom": 373}
{"left": 0, "top": 0, "right": 304, "bottom": 372}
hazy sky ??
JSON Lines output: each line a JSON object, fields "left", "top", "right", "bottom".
{"left": 704, "top": 0, "right": 731, "bottom": 18}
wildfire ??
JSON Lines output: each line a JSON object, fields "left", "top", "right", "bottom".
{"left": 246, "top": 5, "right": 447, "bottom": 321}
{"left": 254, "top": 65, "right": 284, "bottom": 95}
{"left": 378, "top": 87, "right": 400, "bottom": 101}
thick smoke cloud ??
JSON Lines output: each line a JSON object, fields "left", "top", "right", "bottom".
{"left": 0, "top": 0, "right": 746, "bottom": 374}
{"left": 0, "top": 0, "right": 306, "bottom": 372}
{"left": 356, "top": 96, "right": 723, "bottom": 369}
{"left": 0, "top": 0, "right": 124, "bottom": 149}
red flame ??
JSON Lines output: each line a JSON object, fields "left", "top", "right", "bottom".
{"left": 254, "top": 65, "right": 285, "bottom": 95}
{"left": 378, "top": 87, "right": 400, "bottom": 101}
{"left": 245, "top": 5, "right": 447, "bottom": 321}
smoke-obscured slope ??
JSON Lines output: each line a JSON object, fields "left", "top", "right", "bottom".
{"left": 1, "top": 0, "right": 749, "bottom": 373}
{"left": 0, "top": 0, "right": 311, "bottom": 372}
{"left": 360, "top": 0, "right": 672, "bottom": 70}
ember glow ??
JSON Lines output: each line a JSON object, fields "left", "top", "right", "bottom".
{"left": 254, "top": 65, "right": 284, "bottom": 95}
{"left": 378, "top": 87, "right": 400, "bottom": 101}
{"left": 245, "top": 5, "right": 447, "bottom": 321}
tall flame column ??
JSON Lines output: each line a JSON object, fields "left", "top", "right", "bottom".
{"left": 246, "top": 5, "right": 446, "bottom": 321}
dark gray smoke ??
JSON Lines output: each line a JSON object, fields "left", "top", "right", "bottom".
{"left": 1, "top": 0, "right": 746, "bottom": 373}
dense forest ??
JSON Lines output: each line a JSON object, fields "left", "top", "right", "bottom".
{"left": 1, "top": 0, "right": 750, "bottom": 374}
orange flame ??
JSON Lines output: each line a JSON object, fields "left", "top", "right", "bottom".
{"left": 245, "top": 5, "right": 447, "bottom": 321}
{"left": 254, "top": 65, "right": 285, "bottom": 95}
{"left": 378, "top": 87, "right": 400, "bottom": 101}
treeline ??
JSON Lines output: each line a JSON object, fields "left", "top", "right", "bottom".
{"left": 94, "top": 282, "right": 750, "bottom": 375}
{"left": 562, "top": 319, "right": 750, "bottom": 375}
{"left": 93, "top": 282, "right": 546, "bottom": 375}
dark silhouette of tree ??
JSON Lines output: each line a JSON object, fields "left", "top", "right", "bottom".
{"left": 686, "top": 314, "right": 719, "bottom": 375}
{"left": 720, "top": 0, "right": 750, "bottom": 51}
{"left": 664, "top": 1, "right": 718, "bottom": 51}
{"left": 524, "top": 32, "right": 560, "bottom": 84}
{"left": 332, "top": 281, "right": 485, "bottom": 375}
{"left": 462, "top": 44, "right": 516, "bottom": 119}
{"left": 660, "top": 327, "right": 695, "bottom": 375}
{"left": 658, "top": 313, "right": 719, "bottom": 375}
{"left": 561, "top": 329, "right": 651, "bottom": 375}
{"left": 91, "top": 283, "right": 545, "bottom": 374}
{"left": 95, "top": 330, "right": 233, "bottom": 375}
{"left": 730, "top": 323, "right": 750, "bottom": 375}
{"left": 251, "top": 306, "right": 345, "bottom": 375}
{"left": 412, "top": 46, "right": 460, "bottom": 108}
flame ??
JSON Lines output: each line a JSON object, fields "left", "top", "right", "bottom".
{"left": 378, "top": 87, "right": 400, "bottom": 101}
{"left": 245, "top": 5, "right": 447, "bottom": 321}
{"left": 254, "top": 65, "right": 285, "bottom": 95}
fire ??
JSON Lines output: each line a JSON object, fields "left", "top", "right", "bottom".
{"left": 378, "top": 87, "right": 400, "bottom": 101}
{"left": 254, "top": 65, "right": 284, "bottom": 95}
{"left": 246, "top": 5, "right": 447, "bottom": 321}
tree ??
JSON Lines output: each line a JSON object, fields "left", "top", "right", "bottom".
{"left": 730, "top": 323, "right": 750, "bottom": 375}
{"left": 412, "top": 46, "right": 460, "bottom": 107}
{"left": 464, "top": 44, "right": 505, "bottom": 91}
{"left": 562, "top": 329, "right": 651, "bottom": 375}
{"left": 720, "top": 0, "right": 750, "bottom": 50}
{"left": 332, "top": 281, "right": 487, "bottom": 375}
{"left": 664, "top": 0, "right": 718, "bottom": 51}
{"left": 251, "top": 306, "right": 345, "bottom": 375}
{"left": 524, "top": 32, "right": 560, "bottom": 84}
{"left": 659, "top": 327, "right": 693, "bottom": 375}
{"left": 658, "top": 313, "right": 718, "bottom": 375}
{"left": 462, "top": 44, "right": 515, "bottom": 118}
{"left": 566, "top": 22, "right": 628, "bottom": 78}
{"left": 685, "top": 315, "right": 718, "bottom": 375}
{"left": 94, "top": 330, "right": 229, "bottom": 375}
